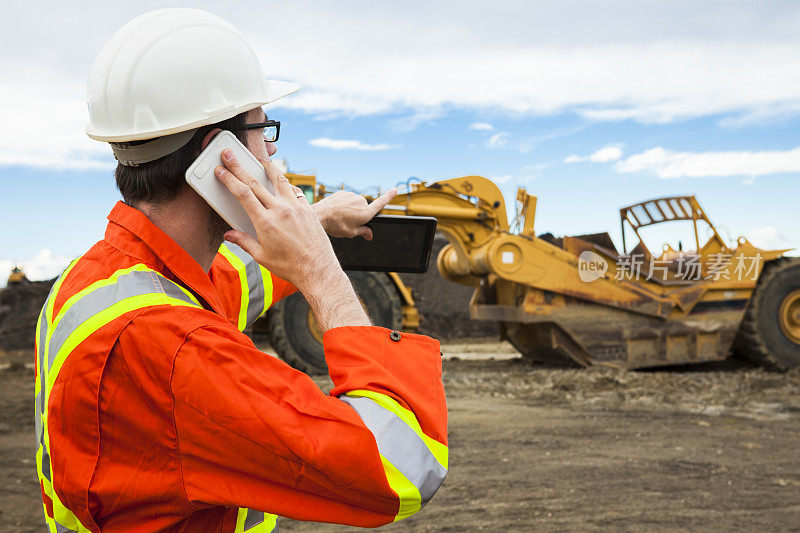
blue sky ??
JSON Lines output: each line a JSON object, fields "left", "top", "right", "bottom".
{"left": 1, "top": 1, "right": 799, "bottom": 283}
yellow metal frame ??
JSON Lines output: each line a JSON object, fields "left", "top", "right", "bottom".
{"left": 386, "top": 178, "right": 788, "bottom": 320}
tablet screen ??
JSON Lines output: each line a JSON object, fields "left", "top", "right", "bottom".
{"left": 330, "top": 215, "right": 437, "bottom": 273}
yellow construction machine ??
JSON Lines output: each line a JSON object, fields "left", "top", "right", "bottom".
{"left": 6, "top": 266, "right": 29, "bottom": 286}
{"left": 386, "top": 176, "right": 799, "bottom": 370}
{"left": 258, "top": 173, "right": 799, "bottom": 371}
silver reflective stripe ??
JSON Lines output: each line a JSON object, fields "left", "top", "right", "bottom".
{"left": 34, "top": 390, "right": 42, "bottom": 444}
{"left": 35, "top": 293, "right": 53, "bottom": 445}
{"left": 42, "top": 440, "right": 51, "bottom": 481}
{"left": 340, "top": 396, "right": 447, "bottom": 504}
{"left": 47, "top": 271, "right": 197, "bottom": 371}
{"left": 244, "top": 508, "right": 264, "bottom": 530}
{"left": 224, "top": 243, "right": 266, "bottom": 326}
{"left": 55, "top": 521, "right": 77, "bottom": 533}
{"left": 35, "top": 297, "right": 52, "bottom": 481}
{"left": 38, "top": 302, "right": 48, "bottom": 418}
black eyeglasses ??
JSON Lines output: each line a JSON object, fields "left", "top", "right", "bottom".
{"left": 242, "top": 119, "right": 280, "bottom": 142}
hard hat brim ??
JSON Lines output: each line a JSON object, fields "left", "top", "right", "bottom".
{"left": 86, "top": 79, "right": 300, "bottom": 142}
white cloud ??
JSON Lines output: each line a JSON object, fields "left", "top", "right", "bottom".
{"left": 485, "top": 132, "right": 511, "bottom": 149}
{"left": 469, "top": 122, "right": 494, "bottom": 131}
{"left": 520, "top": 163, "right": 549, "bottom": 181}
{"left": 0, "top": 249, "right": 72, "bottom": 288}
{"left": 4, "top": 3, "right": 800, "bottom": 168}
{"left": 615, "top": 146, "right": 800, "bottom": 179}
{"left": 484, "top": 128, "right": 578, "bottom": 154}
{"left": 565, "top": 144, "right": 624, "bottom": 163}
{"left": 308, "top": 138, "right": 399, "bottom": 151}
{"left": 745, "top": 226, "right": 798, "bottom": 253}
{"left": 389, "top": 108, "right": 443, "bottom": 133}
{"left": 590, "top": 145, "right": 624, "bottom": 162}
{"left": 718, "top": 102, "right": 800, "bottom": 129}
{"left": 491, "top": 174, "right": 513, "bottom": 185}
{"left": 270, "top": 42, "right": 800, "bottom": 125}
{"left": 489, "top": 164, "right": 549, "bottom": 191}
{"left": 0, "top": 71, "right": 115, "bottom": 171}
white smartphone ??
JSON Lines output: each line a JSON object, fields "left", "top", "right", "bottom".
{"left": 185, "top": 130, "right": 274, "bottom": 239}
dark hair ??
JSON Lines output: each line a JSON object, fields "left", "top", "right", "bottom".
{"left": 114, "top": 112, "right": 249, "bottom": 205}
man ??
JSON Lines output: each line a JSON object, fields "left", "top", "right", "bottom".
{"left": 35, "top": 9, "right": 447, "bottom": 532}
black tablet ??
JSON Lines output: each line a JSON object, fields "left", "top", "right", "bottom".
{"left": 330, "top": 215, "right": 438, "bottom": 273}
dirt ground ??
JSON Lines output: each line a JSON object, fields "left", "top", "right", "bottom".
{"left": 3, "top": 341, "right": 800, "bottom": 532}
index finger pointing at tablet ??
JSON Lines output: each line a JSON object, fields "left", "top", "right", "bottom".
{"left": 367, "top": 188, "right": 398, "bottom": 217}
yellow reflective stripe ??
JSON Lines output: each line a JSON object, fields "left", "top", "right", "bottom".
{"left": 47, "top": 293, "right": 196, "bottom": 390}
{"left": 234, "top": 508, "right": 248, "bottom": 531}
{"left": 41, "top": 485, "right": 58, "bottom": 533}
{"left": 53, "top": 487, "right": 92, "bottom": 532}
{"left": 219, "top": 245, "right": 250, "bottom": 330}
{"left": 345, "top": 390, "right": 448, "bottom": 470}
{"left": 45, "top": 258, "right": 81, "bottom": 326}
{"left": 234, "top": 508, "right": 278, "bottom": 532}
{"left": 41, "top": 259, "right": 81, "bottom": 394}
{"left": 42, "top": 508, "right": 56, "bottom": 533}
{"left": 39, "top": 468, "right": 91, "bottom": 532}
{"left": 35, "top": 307, "right": 44, "bottom": 412}
{"left": 37, "top": 258, "right": 81, "bottom": 491}
{"left": 259, "top": 265, "right": 273, "bottom": 313}
{"left": 52, "top": 264, "right": 200, "bottom": 327}
{"left": 380, "top": 455, "right": 422, "bottom": 521}
{"left": 44, "top": 264, "right": 201, "bottom": 393}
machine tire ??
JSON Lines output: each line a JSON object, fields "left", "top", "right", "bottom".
{"left": 266, "top": 271, "right": 403, "bottom": 374}
{"left": 734, "top": 258, "right": 800, "bottom": 370}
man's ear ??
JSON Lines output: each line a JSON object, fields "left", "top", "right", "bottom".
{"left": 201, "top": 128, "right": 223, "bottom": 150}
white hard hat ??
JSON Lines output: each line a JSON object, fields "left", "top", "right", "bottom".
{"left": 86, "top": 8, "right": 299, "bottom": 146}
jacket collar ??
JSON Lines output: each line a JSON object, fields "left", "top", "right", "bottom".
{"left": 105, "top": 201, "right": 226, "bottom": 316}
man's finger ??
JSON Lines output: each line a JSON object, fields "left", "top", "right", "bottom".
{"left": 258, "top": 157, "right": 296, "bottom": 201}
{"left": 367, "top": 188, "right": 398, "bottom": 217}
{"left": 222, "top": 150, "right": 277, "bottom": 209}
{"left": 221, "top": 149, "right": 248, "bottom": 180}
{"left": 224, "top": 230, "right": 262, "bottom": 255}
{"left": 356, "top": 226, "right": 374, "bottom": 241}
{"left": 290, "top": 185, "right": 310, "bottom": 203}
{"left": 215, "top": 165, "right": 268, "bottom": 222}
{"left": 257, "top": 157, "right": 282, "bottom": 197}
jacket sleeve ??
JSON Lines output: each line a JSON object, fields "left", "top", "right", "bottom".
{"left": 211, "top": 243, "right": 297, "bottom": 330}
{"left": 170, "top": 322, "right": 447, "bottom": 526}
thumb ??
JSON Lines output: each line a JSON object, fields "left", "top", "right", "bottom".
{"left": 224, "top": 230, "right": 262, "bottom": 258}
{"left": 356, "top": 226, "right": 373, "bottom": 241}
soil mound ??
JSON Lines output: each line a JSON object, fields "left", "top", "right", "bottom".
{"left": 0, "top": 279, "right": 54, "bottom": 352}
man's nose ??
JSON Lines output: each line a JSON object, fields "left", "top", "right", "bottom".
{"left": 265, "top": 141, "right": 277, "bottom": 157}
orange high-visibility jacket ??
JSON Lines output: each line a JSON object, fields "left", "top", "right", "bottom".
{"left": 34, "top": 202, "right": 448, "bottom": 532}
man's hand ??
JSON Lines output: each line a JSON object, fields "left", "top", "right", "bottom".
{"left": 214, "top": 150, "right": 370, "bottom": 331}
{"left": 312, "top": 189, "right": 397, "bottom": 240}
